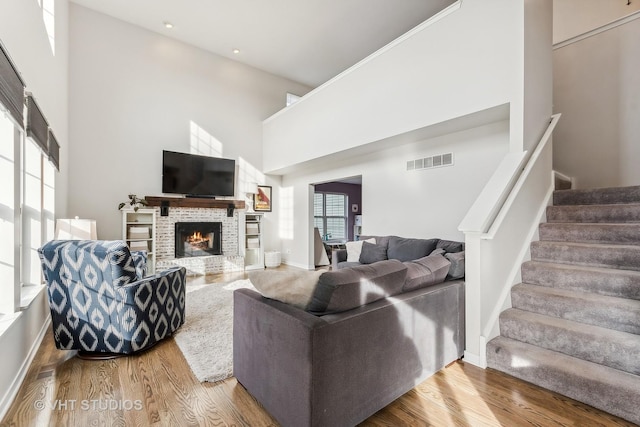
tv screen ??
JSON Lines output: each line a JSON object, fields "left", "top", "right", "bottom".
{"left": 162, "top": 150, "right": 235, "bottom": 197}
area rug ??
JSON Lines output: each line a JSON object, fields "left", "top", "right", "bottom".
{"left": 173, "top": 279, "right": 255, "bottom": 383}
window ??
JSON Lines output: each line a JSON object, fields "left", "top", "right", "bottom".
{"left": 314, "top": 192, "right": 347, "bottom": 241}
{"left": 0, "top": 44, "right": 58, "bottom": 313}
{"left": 0, "top": 111, "right": 19, "bottom": 314}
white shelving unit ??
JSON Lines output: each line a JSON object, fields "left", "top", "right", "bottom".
{"left": 244, "top": 213, "right": 264, "bottom": 270}
{"left": 122, "top": 208, "right": 156, "bottom": 274}
{"left": 354, "top": 214, "right": 363, "bottom": 240}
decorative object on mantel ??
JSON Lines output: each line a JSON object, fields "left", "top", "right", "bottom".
{"left": 118, "top": 194, "right": 148, "bottom": 212}
{"left": 245, "top": 181, "right": 259, "bottom": 212}
{"left": 254, "top": 185, "right": 272, "bottom": 212}
{"left": 174, "top": 279, "right": 255, "bottom": 382}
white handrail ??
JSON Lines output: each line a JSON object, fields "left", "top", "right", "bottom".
{"left": 483, "top": 114, "right": 561, "bottom": 239}
{"left": 459, "top": 114, "right": 561, "bottom": 236}
{"left": 554, "top": 9, "right": 640, "bottom": 50}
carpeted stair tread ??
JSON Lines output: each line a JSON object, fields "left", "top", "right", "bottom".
{"left": 553, "top": 185, "right": 640, "bottom": 206}
{"left": 511, "top": 284, "right": 640, "bottom": 334}
{"left": 538, "top": 222, "right": 640, "bottom": 245}
{"left": 546, "top": 203, "right": 640, "bottom": 223}
{"left": 499, "top": 308, "right": 640, "bottom": 375}
{"left": 486, "top": 336, "right": 640, "bottom": 425}
{"left": 531, "top": 240, "right": 640, "bottom": 271}
{"left": 521, "top": 261, "right": 640, "bottom": 300}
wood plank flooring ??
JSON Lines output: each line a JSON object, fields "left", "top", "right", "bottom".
{"left": 1, "top": 270, "right": 634, "bottom": 427}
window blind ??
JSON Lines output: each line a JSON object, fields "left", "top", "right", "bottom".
{"left": 26, "top": 94, "right": 48, "bottom": 153}
{"left": 48, "top": 129, "right": 60, "bottom": 170}
{"left": 0, "top": 42, "right": 25, "bottom": 128}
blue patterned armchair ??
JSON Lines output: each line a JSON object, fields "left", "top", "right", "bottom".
{"left": 38, "top": 240, "right": 186, "bottom": 356}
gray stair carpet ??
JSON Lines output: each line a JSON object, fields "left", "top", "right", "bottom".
{"left": 487, "top": 185, "right": 640, "bottom": 425}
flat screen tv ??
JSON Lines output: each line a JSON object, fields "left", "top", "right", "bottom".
{"left": 162, "top": 150, "right": 235, "bottom": 198}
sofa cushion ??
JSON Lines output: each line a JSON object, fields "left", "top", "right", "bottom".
{"left": 436, "top": 239, "right": 464, "bottom": 253}
{"left": 345, "top": 238, "right": 376, "bottom": 262}
{"left": 306, "top": 259, "right": 407, "bottom": 315}
{"left": 359, "top": 242, "right": 388, "bottom": 264}
{"left": 249, "top": 270, "right": 324, "bottom": 309}
{"left": 387, "top": 236, "right": 438, "bottom": 262}
{"left": 359, "top": 235, "right": 391, "bottom": 251}
{"left": 445, "top": 251, "right": 465, "bottom": 279}
{"left": 403, "top": 254, "right": 452, "bottom": 292}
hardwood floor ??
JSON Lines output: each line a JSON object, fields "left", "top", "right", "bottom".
{"left": 1, "top": 270, "right": 634, "bottom": 427}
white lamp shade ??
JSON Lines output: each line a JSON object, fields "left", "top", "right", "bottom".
{"left": 246, "top": 181, "right": 259, "bottom": 195}
{"left": 54, "top": 218, "right": 98, "bottom": 240}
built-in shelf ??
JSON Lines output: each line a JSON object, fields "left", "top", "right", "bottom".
{"left": 122, "top": 208, "right": 156, "bottom": 274}
{"left": 145, "top": 196, "right": 245, "bottom": 209}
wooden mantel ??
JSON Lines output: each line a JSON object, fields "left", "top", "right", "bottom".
{"left": 145, "top": 196, "right": 245, "bottom": 210}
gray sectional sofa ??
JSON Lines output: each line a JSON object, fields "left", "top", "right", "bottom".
{"left": 233, "top": 235, "right": 465, "bottom": 427}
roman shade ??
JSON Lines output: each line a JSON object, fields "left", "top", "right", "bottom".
{"left": 48, "top": 129, "right": 60, "bottom": 170}
{"left": 0, "top": 42, "right": 25, "bottom": 128}
{"left": 26, "top": 94, "right": 48, "bottom": 152}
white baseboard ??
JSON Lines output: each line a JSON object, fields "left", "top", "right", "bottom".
{"left": 282, "top": 260, "right": 315, "bottom": 270}
{"left": 0, "top": 317, "right": 51, "bottom": 421}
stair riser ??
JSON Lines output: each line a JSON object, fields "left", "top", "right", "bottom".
{"left": 531, "top": 242, "right": 640, "bottom": 271}
{"left": 539, "top": 223, "right": 640, "bottom": 245}
{"left": 521, "top": 262, "right": 640, "bottom": 300}
{"left": 499, "top": 310, "right": 640, "bottom": 375}
{"left": 554, "top": 186, "right": 640, "bottom": 206}
{"left": 511, "top": 285, "right": 640, "bottom": 335}
{"left": 487, "top": 337, "right": 640, "bottom": 425}
{"left": 546, "top": 204, "right": 640, "bottom": 223}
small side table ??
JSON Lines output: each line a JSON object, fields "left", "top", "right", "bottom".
{"left": 264, "top": 250, "right": 282, "bottom": 268}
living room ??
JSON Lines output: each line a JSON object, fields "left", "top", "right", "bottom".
{"left": 1, "top": 0, "right": 639, "bottom": 425}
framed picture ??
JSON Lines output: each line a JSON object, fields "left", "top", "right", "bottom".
{"left": 254, "top": 185, "right": 272, "bottom": 212}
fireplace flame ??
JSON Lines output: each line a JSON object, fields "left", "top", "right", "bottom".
{"left": 188, "top": 231, "right": 206, "bottom": 244}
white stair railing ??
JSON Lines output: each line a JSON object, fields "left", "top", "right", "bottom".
{"left": 459, "top": 113, "right": 561, "bottom": 367}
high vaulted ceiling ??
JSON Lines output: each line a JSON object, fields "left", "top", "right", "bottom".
{"left": 69, "top": 0, "right": 456, "bottom": 87}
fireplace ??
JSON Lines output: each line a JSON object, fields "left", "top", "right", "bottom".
{"left": 175, "top": 222, "right": 222, "bottom": 258}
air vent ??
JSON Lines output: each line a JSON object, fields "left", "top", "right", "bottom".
{"left": 406, "top": 152, "right": 454, "bottom": 171}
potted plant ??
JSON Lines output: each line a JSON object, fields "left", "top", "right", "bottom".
{"left": 118, "top": 194, "right": 148, "bottom": 212}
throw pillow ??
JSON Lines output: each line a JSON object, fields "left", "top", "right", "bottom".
{"left": 436, "top": 239, "right": 464, "bottom": 253}
{"left": 445, "top": 251, "right": 465, "bottom": 279}
{"left": 387, "top": 236, "right": 438, "bottom": 262}
{"left": 345, "top": 238, "right": 376, "bottom": 262}
{"left": 402, "top": 254, "right": 451, "bottom": 292}
{"left": 306, "top": 259, "right": 407, "bottom": 315}
{"left": 359, "top": 241, "right": 388, "bottom": 264}
{"left": 249, "top": 270, "right": 324, "bottom": 309}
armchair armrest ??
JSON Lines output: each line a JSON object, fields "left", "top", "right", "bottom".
{"left": 114, "top": 266, "right": 187, "bottom": 351}
{"left": 130, "top": 250, "right": 148, "bottom": 278}
{"left": 331, "top": 248, "right": 348, "bottom": 270}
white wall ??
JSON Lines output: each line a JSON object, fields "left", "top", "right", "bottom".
{"left": 553, "top": 0, "right": 640, "bottom": 44}
{"left": 68, "top": 5, "right": 311, "bottom": 240}
{"left": 0, "top": 0, "right": 69, "bottom": 417}
{"left": 523, "top": 0, "right": 553, "bottom": 153}
{"left": 279, "top": 120, "right": 510, "bottom": 269}
{"left": 264, "top": 0, "right": 526, "bottom": 174}
{"left": 553, "top": 15, "right": 640, "bottom": 188}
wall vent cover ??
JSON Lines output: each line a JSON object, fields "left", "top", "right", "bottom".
{"left": 406, "top": 152, "right": 454, "bottom": 171}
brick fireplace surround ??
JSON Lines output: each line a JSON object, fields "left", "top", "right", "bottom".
{"left": 146, "top": 197, "right": 246, "bottom": 276}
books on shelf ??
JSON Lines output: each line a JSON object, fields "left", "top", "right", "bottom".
{"left": 129, "top": 240, "right": 149, "bottom": 251}
{"left": 247, "top": 237, "right": 260, "bottom": 249}
{"left": 129, "top": 226, "right": 150, "bottom": 239}
{"left": 246, "top": 223, "right": 259, "bottom": 234}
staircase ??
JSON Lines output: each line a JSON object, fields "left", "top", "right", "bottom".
{"left": 487, "top": 185, "right": 640, "bottom": 425}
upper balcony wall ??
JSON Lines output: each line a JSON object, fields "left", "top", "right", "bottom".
{"left": 263, "top": 0, "right": 524, "bottom": 174}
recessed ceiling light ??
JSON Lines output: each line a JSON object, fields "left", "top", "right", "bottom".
{"left": 233, "top": 48, "right": 240, "bottom": 54}
{"left": 164, "top": 22, "right": 174, "bottom": 29}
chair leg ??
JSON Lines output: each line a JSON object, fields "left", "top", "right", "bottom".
{"left": 76, "top": 351, "right": 122, "bottom": 360}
